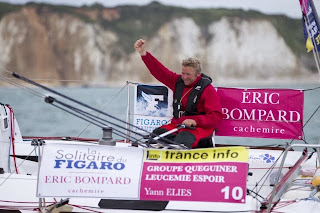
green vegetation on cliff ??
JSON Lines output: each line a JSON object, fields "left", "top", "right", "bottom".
{"left": 0, "top": 2, "right": 21, "bottom": 19}
{"left": 0, "top": 1, "right": 305, "bottom": 55}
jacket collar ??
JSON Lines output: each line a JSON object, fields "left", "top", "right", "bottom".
{"left": 186, "top": 75, "right": 202, "bottom": 88}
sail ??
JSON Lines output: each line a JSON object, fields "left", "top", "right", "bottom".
{"left": 299, "top": 0, "right": 320, "bottom": 53}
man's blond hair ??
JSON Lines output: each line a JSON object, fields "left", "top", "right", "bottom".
{"left": 182, "top": 58, "right": 201, "bottom": 73}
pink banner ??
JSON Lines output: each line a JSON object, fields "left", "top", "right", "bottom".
{"left": 140, "top": 162, "right": 248, "bottom": 203}
{"left": 215, "top": 88, "right": 304, "bottom": 140}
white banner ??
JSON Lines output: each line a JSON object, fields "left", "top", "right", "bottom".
{"left": 37, "top": 143, "right": 144, "bottom": 198}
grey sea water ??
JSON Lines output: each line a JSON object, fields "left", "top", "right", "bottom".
{"left": 0, "top": 83, "right": 319, "bottom": 147}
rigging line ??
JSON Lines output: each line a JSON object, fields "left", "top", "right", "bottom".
{"left": 0, "top": 146, "right": 37, "bottom": 188}
{"left": 49, "top": 97, "right": 146, "bottom": 139}
{"left": 247, "top": 189, "right": 265, "bottom": 201}
{"left": 77, "top": 82, "right": 129, "bottom": 138}
{"left": 72, "top": 105, "right": 186, "bottom": 149}
{"left": 255, "top": 148, "right": 310, "bottom": 196}
{"left": 47, "top": 96, "right": 185, "bottom": 147}
{"left": 11, "top": 72, "right": 155, "bottom": 136}
{"left": 255, "top": 143, "right": 309, "bottom": 194}
{"left": 0, "top": 75, "right": 45, "bottom": 98}
{"left": 53, "top": 102, "right": 148, "bottom": 145}
{"left": 52, "top": 99, "right": 183, "bottom": 149}
{"left": 266, "top": 151, "right": 308, "bottom": 205}
{"left": 259, "top": 103, "right": 320, "bottom": 156}
{"left": 16, "top": 79, "right": 105, "bottom": 83}
{"left": 288, "top": 104, "right": 320, "bottom": 145}
{"left": 0, "top": 108, "right": 129, "bottom": 114}
{"left": 1, "top": 77, "right": 126, "bottom": 86}
{"left": 67, "top": 107, "right": 142, "bottom": 143}
{"left": 303, "top": 86, "right": 320, "bottom": 91}
{"left": 128, "top": 82, "right": 138, "bottom": 86}
{"left": 251, "top": 144, "right": 292, "bottom": 193}
{"left": 50, "top": 102, "right": 134, "bottom": 140}
{"left": 0, "top": 66, "right": 13, "bottom": 75}
{"left": 253, "top": 156, "right": 280, "bottom": 194}
{"left": 51, "top": 97, "right": 184, "bottom": 148}
{"left": 269, "top": 163, "right": 304, "bottom": 201}
{"left": 0, "top": 67, "right": 120, "bottom": 84}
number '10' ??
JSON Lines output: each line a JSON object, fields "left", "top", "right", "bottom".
{"left": 221, "top": 186, "right": 243, "bottom": 200}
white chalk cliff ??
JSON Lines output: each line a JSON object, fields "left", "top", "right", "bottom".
{"left": 0, "top": 4, "right": 317, "bottom": 86}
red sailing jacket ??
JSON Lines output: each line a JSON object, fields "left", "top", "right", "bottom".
{"left": 141, "top": 52, "right": 223, "bottom": 145}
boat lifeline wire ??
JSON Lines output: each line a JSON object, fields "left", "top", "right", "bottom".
{"left": 76, "top": 81, "right": 130, "bottom": 138}
{"left": 0, "top": 146, "right": 37, "bottom": 188}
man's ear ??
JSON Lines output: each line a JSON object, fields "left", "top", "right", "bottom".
{"left": 196, "top": 72, "right": 201, "bottom": 77}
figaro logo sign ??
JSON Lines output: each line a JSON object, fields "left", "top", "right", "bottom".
{"left": 37, "top": 144, "right": 144, "bottom": 198}
{"left": 53, "top": 148, "right": 126, "bottom": 170}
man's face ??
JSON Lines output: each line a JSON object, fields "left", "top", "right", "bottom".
{"left": 181, "top": 66, "right": 200, "bottom": 86}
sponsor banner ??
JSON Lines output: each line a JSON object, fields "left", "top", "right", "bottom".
{"left": 144, "top": 146, "right": 248, "bottom": 163}
{"left": 37, "top": 144, "right": 249, "bottom": 204}
{"left": 140, "top": 147, "right": 249, "bottom": 203}
{"left": 133, "top": 84, "right": 173, "bottom": 133}
{"left": 37, "top": 143, "right": 144, "bottom": 198}
{"left": 215, "top": 88, "right": 304, "bottom": 140}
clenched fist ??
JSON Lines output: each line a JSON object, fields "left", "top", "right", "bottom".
{"left": 134, "top": 39, "right": 147, "bottom": 56}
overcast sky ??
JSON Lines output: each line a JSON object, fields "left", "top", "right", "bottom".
{"left": 0, "top": 0, "right": 319, "bottom": 19}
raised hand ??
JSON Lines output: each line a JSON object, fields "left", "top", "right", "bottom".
{"left": 134, "top": 39, "right": 147, "bottom": 56}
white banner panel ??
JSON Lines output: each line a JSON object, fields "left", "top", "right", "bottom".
{"left": 37, "top": 143, "right": 144, "bottom": 198}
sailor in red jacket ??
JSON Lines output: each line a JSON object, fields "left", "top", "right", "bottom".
{"left": 134, "top": 39, "right": 223, "bottom": 148}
